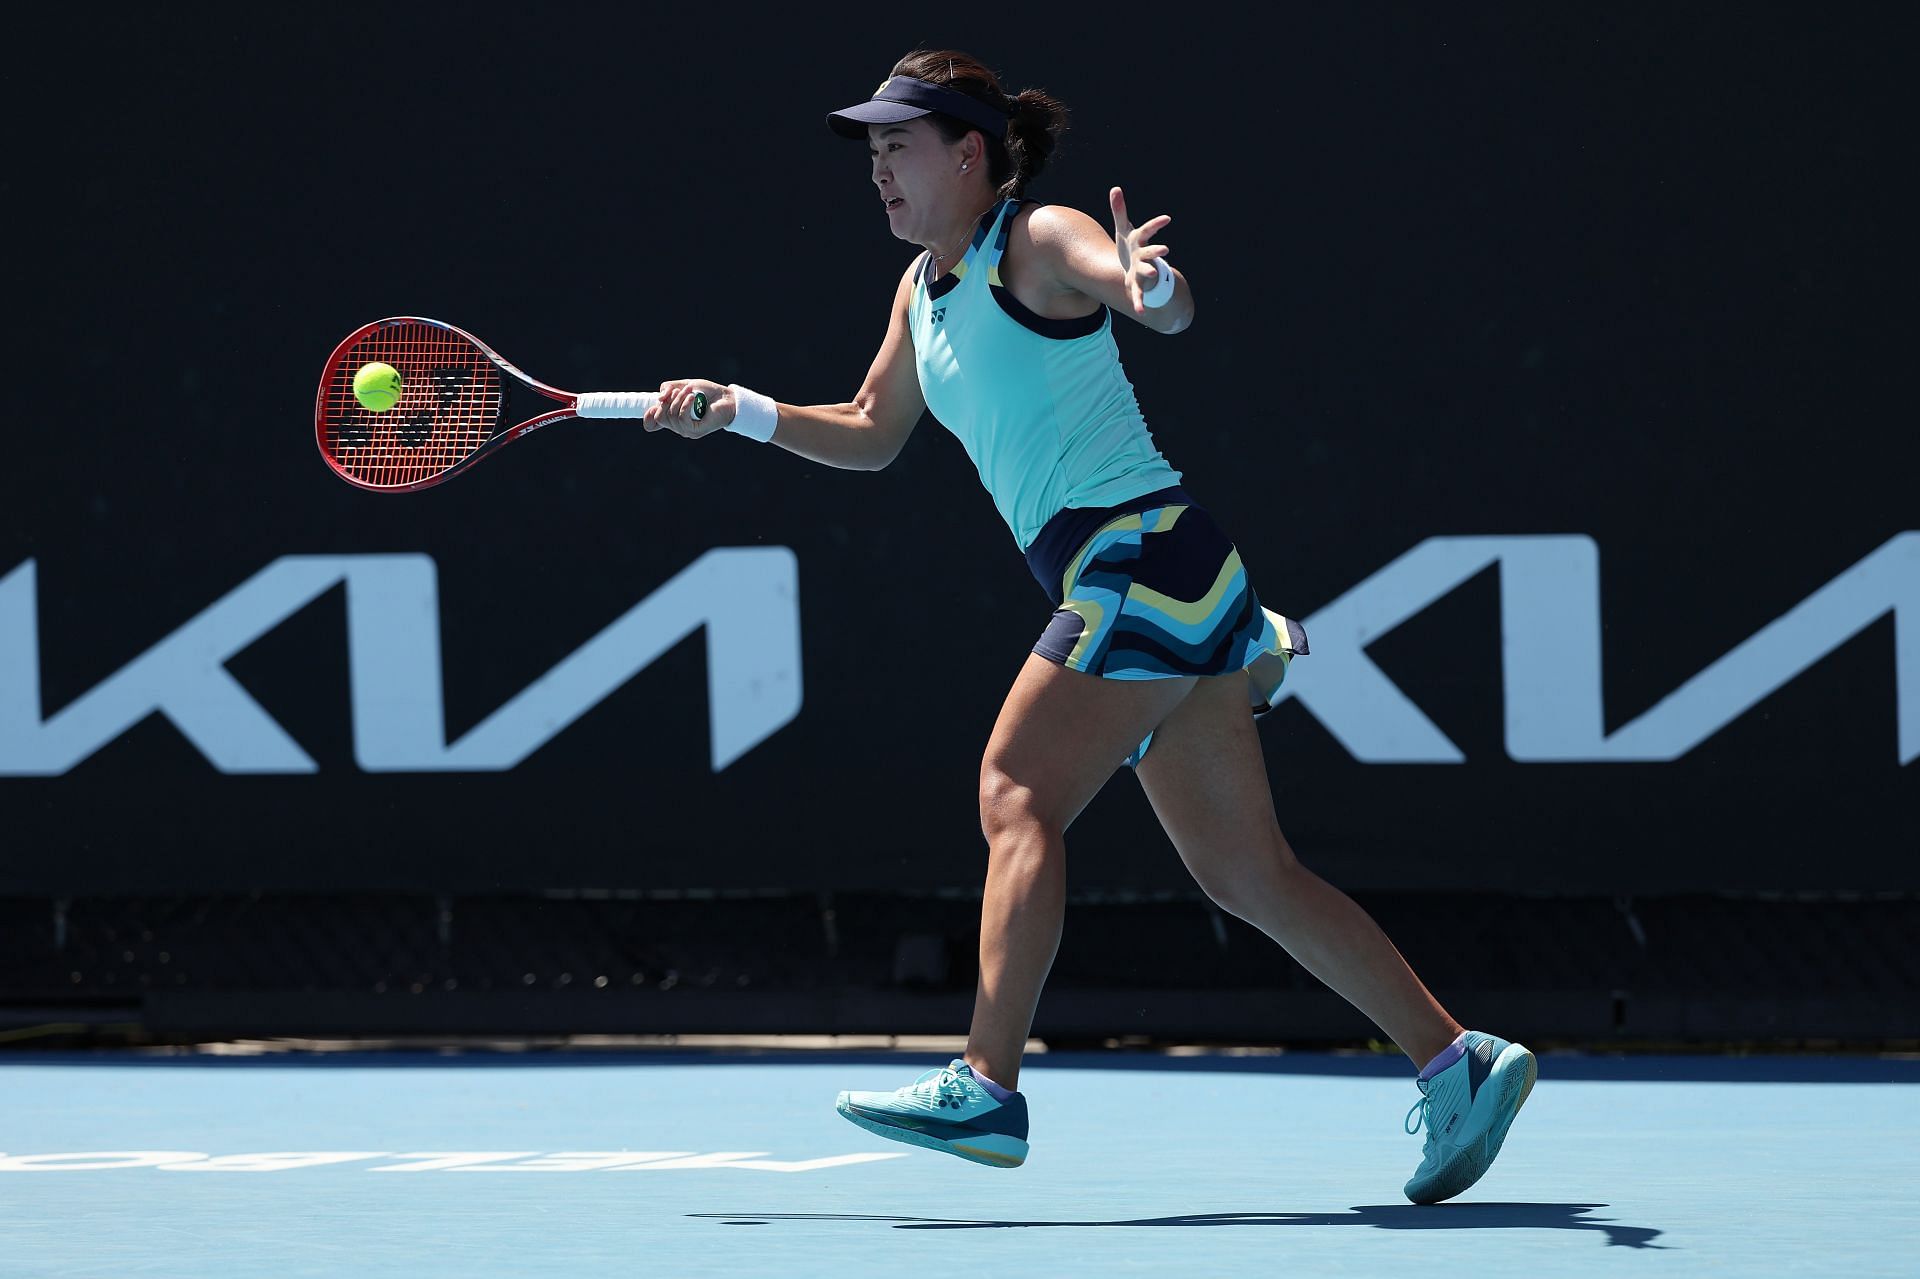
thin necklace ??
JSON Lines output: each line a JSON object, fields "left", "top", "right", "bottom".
{"left": 930, "top": 201, "right": 997, "bottom": 269}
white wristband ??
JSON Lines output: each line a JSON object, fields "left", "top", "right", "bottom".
{"left": 1142, "top": 257, "right": 1176, "bottom": 309}
{"left": 726, "top": 384, "right": 778, "bottom": 443}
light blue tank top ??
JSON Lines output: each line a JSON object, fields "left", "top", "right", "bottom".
{"left": 909, "top": 198, "right": 1182, "bottom": 549}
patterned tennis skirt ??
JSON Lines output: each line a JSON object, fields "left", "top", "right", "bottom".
{"left": 1031, "top": 497, "right": 1307, "bottom": 697}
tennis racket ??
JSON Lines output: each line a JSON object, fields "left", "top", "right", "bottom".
{"left": 314, "top": 316, "right": 703, "bottom": 492}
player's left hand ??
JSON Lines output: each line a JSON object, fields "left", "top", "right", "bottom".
{"left": 1110, "top": 186, "right": 1173, "bottom": 315}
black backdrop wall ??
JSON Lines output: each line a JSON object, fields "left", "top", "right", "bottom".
{"left": 4, "top": 7, "right": 1912, "bottom": 928}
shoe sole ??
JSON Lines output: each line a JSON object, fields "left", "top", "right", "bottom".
{"left": 835, "top": 1096, "right": 1028, "bottom": 1168}
{"left": 1406, "top": 1043, "right": 1538, "bottom": 1205}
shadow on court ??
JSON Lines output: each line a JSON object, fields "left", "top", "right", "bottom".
{"left": 691, "top": 1203, "right": 1668, "bottom": 1250}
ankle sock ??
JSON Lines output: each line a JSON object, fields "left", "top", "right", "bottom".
{"left": 972, "top": 1070, "right": 1016, "bottom": 1102}
{"left": 1419, "top": 1031, "right": 1469, "bottom": 1081}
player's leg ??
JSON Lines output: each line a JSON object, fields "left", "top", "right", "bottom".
{"left": 1135, "top": 670, "right": 1536, "bottom": 1203}
{"left": 964, "top": 654, "right": 1195, "bottom": 1089}
{"left": 1135, "top": 670, "right": 1462, "bottom": 1065}
{"left": 835, "top": 654, "right": 1194, "bottom": 1167}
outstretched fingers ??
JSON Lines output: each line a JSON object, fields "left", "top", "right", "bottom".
{"left": 1111, "top": 187, "right": 1175, "bottom": 314}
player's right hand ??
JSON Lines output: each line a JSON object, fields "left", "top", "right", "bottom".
{"left": 645, "top": 378, "right": 728, "bottom": 438}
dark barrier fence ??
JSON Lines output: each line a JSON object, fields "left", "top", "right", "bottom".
{"left": 3, "top": 9, "right": 1911, "bottom": 1043}
{"left": 5, "top": 890, "right": 1917, "bottom": 1046}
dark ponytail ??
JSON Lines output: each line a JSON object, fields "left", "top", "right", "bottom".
{"left": 888, "top": 49, "right": 1069, "bottom": 200}
{"left": 1000, "top": 87, "right": 1070, "bottom": 199}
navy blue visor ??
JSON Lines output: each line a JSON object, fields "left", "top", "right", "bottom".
{"left": 827, "top": 75, "right": 1010, "bottom": 141}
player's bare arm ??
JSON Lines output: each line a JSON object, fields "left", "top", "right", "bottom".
{"left": 1022, "top": 189, "right": 1193, "bottom": 334}
{"left": 644, "top": 259, "right": 924, "bottom": 471}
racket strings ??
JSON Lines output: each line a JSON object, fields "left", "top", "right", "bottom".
{"left": 320, "top": 322, "right": 503, "bottom": 489}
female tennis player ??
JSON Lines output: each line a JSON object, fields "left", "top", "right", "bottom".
{"left": 643, "top": 49, "right": 1535, "bottom": 1203}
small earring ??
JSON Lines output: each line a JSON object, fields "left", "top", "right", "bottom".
{"left": 960, "top": 163, "right": 969, "bottom": 171}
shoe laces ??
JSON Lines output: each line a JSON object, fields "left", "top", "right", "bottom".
{"left": 907, "top": 1064, "right": 970, "bottom": 1106}
{"left": 1404, "top": 1078, "right": 1433, "bottom": 1137}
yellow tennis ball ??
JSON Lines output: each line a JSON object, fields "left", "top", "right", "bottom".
{"left": 353, "top": 362, "right": 403, "bottom": 413}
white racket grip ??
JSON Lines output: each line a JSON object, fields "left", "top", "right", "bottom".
{"left": 575, "top": 391, "right": 659, "bottom": 419}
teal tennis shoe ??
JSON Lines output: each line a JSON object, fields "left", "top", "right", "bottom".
{"left": 835, "top": 1060, "right": 1030, "bottom": 1168}
{"left": 1403, "top": 1029, "right": 1537, "bottom": 1204}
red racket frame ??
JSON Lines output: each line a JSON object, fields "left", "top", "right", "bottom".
{"left": 314, "top": 316, "right": 583, "bottom": 493}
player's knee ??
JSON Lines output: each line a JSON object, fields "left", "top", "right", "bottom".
{"left": 1190, "top": 838, "right": 1301, "bottom": 920}
{"left": 1193, "top": 870, "right": 1259, "bottom": 922}
{"left": 978, "top": 767, "right": 1060, "bottom": 850}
